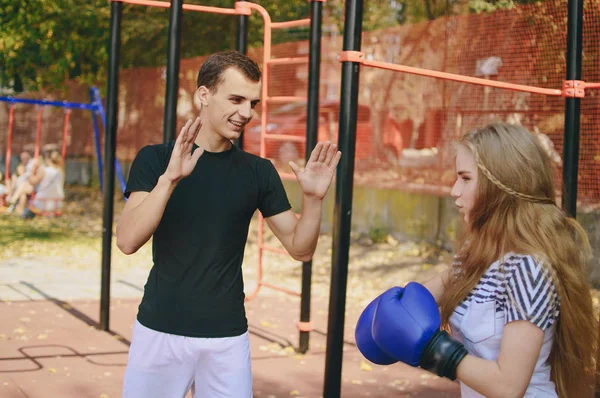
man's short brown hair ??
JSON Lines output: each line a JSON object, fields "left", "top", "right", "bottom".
{"left": 196, "top": 51, "right": 261, "bottom": 92}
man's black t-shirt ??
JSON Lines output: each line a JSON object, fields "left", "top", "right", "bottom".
{"left": 124, "top": 142, "right": 291, "bottom": 337}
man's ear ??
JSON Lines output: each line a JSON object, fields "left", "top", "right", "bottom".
{"left": 195, "top": 86, "right": 210, "bottom": 107}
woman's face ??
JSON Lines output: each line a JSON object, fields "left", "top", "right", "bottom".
{"left": 451, "top": 144, "right": 478, "bottom": 223}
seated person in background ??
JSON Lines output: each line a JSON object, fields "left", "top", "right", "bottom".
{"left": 0, "top": 171, "right": 7, "bottom": 207}
{"left": 8, "top": 163, "right": 26, "bottom": 197}
{"left": 26, "top": 149, "right": 66, "bottom": 218}
{"left": 9, "top": 150, "right": 65, "bottom": 218}
{"left": 5, "top": 150, "right": 34, "bottom": 210}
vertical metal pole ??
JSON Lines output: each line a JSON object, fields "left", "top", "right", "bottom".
{"left": 100, "top": 0, "right": 122, "bottom": 331}
{"left": 323, "top": 0, "right": 363, "bottom": 396}
{"left": 163, "top": 0, "right": 184, "bottom": 143}
{"left": 234, "top": 0, "right": 248, "bottom": 149}
{"left": 298, "top": 0, "right": 323, "bottom": 355}
{"left": 562, "top": 0, "right": 583, "bottom": 218}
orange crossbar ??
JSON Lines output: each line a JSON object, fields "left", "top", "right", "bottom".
{"left": 111, "top": 0, "right": 250, "bottom": 15}
{"left": 264, "top": 133, "right": 306, "bottom": 142}
{"left": 267, "top": 57, "right": 309, "bottom": 66}
{"left": 278, "top": 172, "right": 296, "bottom": 180}
{"left": 339, "top": 51, "right": 564, "bottom": 97}
{"left": 266, "top": 96, "right": 307, "bottom": 103}
{"left": 261, "top": 282, "right": 301, "bottom": 297}
{"left": 271, "top": 19, "right": 311, "bottom": 29}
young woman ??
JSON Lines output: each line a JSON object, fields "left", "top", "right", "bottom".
{"left": 356, "top": 123, "right": 596, "bottom": 397}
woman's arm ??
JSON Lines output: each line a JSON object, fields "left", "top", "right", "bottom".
{"left": 422, "top": 266, "right": 452, "bottom": 303}
{"left": 456, "top": 320, "right": 544, "bottom": 398}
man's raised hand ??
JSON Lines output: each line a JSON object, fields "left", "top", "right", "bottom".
{"left": 164, "top": 117, "right": 204, "bottom": 183}
{"left": 288, "top": 141, "right": 342, "bottom": 200}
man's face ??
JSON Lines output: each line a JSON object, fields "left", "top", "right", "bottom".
{"left": 20, "top": 151, "right": 31, "bottom": 164}
{"left": 196, "top": 67, "right": 261, "bottom": 142}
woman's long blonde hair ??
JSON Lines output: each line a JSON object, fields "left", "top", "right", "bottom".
{"left": 439, "top": 123, "right": 596, "bottom": 397}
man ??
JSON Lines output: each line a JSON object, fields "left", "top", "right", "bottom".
{"left": 117, "top": 51, "right": 341, "bottom": 397}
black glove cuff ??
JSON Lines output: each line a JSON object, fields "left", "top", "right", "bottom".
{"left": 419, "top": 330, "right": 468, "bottom": 381}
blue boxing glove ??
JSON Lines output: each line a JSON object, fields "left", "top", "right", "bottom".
{"left": 355, "top": 292, "right": 398, "bottom": 365}
{"left": 371, "top": 282, "right": 468, "bottom": 380}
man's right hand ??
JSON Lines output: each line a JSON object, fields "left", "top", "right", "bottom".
{"left": 164, "top": 117, "right": 204, "bottom": 183}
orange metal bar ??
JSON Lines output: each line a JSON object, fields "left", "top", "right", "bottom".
{"left": 235, "top": 2, "right": 309, "bottom": 305}
{"left": 278, "top": 172, "right": 296, "bottom": 180}
{"left": 267, "top": 57, "right": 309, "bottom": 66}
{"left": 271, "top": 19, "right": 311, "bottom": 29}
{"left": 34, "top": 107, "right": 43, "bottom": 159}
{"left": 243, "top": 2, "right": 272, "bottom": 303}
{"left": 5, "top": 105, "right": 14, "bottom": 182}
{"left": 362, "top": 58, "right": 563, "bottom": 96}
{"left": 111, "top": 0, "right": 250, "bottom": 15}
{"left": 266, "top": 96, "right": 307, "bottom": 103}
{"left": 339, "top": 51, "right": 564, "bottom": 97}
{"left": 264, "top": 133, "right": 306, "bottom": 142}
{"left": 261, "top": 245, "right": 289, "bottom": 255}
{"left": 297, "top": 321, "right": 313, "bottom": 332}
{"left": 62, "top": 110, "right": 71, "bottom": 161}
{"left": 261, "top": 282, "right": 301, "bottom": 297}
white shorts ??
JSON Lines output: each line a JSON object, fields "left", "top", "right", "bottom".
{"left": 122, "top": 320, "right": 252, "bottom": 398}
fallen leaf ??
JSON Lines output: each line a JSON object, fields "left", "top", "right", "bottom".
{"left": 360, "top": 360, "right": 373, "bottom": 371}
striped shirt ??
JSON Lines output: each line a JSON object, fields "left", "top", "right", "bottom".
{"left": 449, "top": 253, "right": 560, "bottom": 397}
{"left": 453, "top": 254, "right": 560, "bottom": 330}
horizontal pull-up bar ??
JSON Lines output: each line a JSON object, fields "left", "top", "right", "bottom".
{"left": 338, "top": 51, "right": 599, "bottom": 98}
{"left": 111, "top": 0, "right": 251, "bottom": 15}
{"left": 271, "top": 18, "right": 311, "bottom": 29}
{"left": 0, "top": 96, "right": 98, "bottom": 110}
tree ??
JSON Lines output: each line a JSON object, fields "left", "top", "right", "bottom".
{"left": 0, "top": 0, "right": 110, "bottom": 93}
{"left": 0, "top": 0, "right": 311, "bottom": 93}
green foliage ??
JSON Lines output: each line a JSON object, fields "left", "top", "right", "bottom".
{"left": 0, "top": 0, "right": 110, "bottom": 93}
{"left": 468, "top": 0, "right": 547, "bottom": 13}
{"left": 0, "top": 0, "right": 312, "bottom": 93}
{"left": 369, "top": 226, "right": 389, "bottom": 244}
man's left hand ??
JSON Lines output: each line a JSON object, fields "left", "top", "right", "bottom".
{"left": 289, "top": 141, "right": 342, "bottom": 200}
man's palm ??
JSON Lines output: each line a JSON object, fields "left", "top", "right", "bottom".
{"left": 289, "top": 142, "right": 342, "bottom": 199}
{"left": 165, "top": 117, "right": 204, "bottom": 182}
